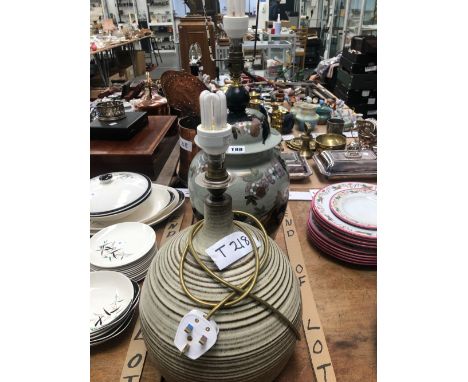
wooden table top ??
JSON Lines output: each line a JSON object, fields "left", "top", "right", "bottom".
{"left": 90, "top": 124, "right": 377, "bottom": 382}
{"left": 90, "top": 34, "right": 152, "bottom": 55}
{"left": 90, "top": 116, "right": 177, "bottom": 157}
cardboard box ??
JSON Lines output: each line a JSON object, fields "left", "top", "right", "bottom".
{"left": 109, "top": 66, "right": 134, "bottom": 82}
{"left": 134, "top": 50, "right": 146, "bottom": 76}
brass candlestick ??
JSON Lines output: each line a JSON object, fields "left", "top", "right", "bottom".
{"left": 271, "top": 102, "right": 283, "bottom": 132}
{"left": 299, "top": 123, "right": 314, "bottom": 159}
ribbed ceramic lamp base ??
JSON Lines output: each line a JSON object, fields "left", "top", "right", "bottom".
{"left": 139, "top": 223, "right": 302, "bottom": 382}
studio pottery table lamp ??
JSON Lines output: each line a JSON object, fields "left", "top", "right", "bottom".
{"left": 139, "top": 89, "right": 302, "bottom": 382}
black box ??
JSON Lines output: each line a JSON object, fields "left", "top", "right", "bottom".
{"left": 342, "top": 48, "right": 377, "bottom": 65}
{"left": 90, "top": 111, "right": 148, "bottom": 140}
{"left": 350, "top": 35, "right": 377, "bottom": 55}
{"left": 340, "top": 54, "right": 377, "bottom": 75}
{"left": 336, "top": 68, "right": 376, "bottom": 90}
{"left": 334, "top": 83, "right": 377, "bottom": 105}
{"left": 351, "top": 104, "right": 377, "bottom": 119}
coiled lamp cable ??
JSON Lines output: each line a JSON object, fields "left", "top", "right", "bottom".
{"left": 179, "top": 210, "right": 300, "bottom": 340}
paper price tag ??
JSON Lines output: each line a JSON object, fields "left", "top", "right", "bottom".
{"left": 368, "top": 98, "right": 376, "bottom": 105}
{"left": 176, "top": 188, "right": 190, "bottom": 198}
{"left": 365, "top": 65, "right": 377, "bottom": 72}
{"left": 179, "top": 137, "right": 192, "bottom": 152}
{"left": 227, "top": 146, "right": 246, "bottom": 154}
{"left": 361, "top": 90, "right": 370, "bottom": 97}
{"left": 343, "top": 131, "right": 358, "bottom": 138}
{"left": 206, "top": 231, "right": 261, "bottom": 270}
{"left": 282, "top": 134, "right": 295, "bottom": 141}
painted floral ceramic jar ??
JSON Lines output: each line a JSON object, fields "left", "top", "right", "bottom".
{"left": 188, "top": 107, "right": 289, "bottom": 236}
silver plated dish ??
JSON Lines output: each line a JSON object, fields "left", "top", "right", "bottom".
{"left": 313, "top": 149, "right": 377, "bottom": 180}
{"left": 281, "top": 152, "right": 313, "bottom": 180}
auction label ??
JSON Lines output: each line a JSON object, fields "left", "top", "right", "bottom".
{"left": 179, "top": 137, "right": 192, "bottom": 152}
{"left": 365, "top": 65, "right": 377, "bottom": 72}
{"left": 227, "top": 145, "right": 246, "bottom": 154}
{"left": 282, "top": 206, "right": 336, "bottom": 382}
{"left": 206, "top": 231, "right": 261, "bottom": 270}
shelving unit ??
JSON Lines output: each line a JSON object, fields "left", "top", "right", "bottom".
{"left": 146, "top": 0, "right": 177, "bottom": 52}
{"left": 90, "top": 0, "right": 104, "bottom": 22}
{"left": 116, "top": 0, "right": 138, "bottom": 24}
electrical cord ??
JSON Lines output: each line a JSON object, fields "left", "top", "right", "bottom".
{"left": 179, "top": 210, "right": 300, "bottom": 340}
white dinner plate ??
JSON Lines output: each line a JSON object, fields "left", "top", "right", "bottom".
{"left": 90, "top": 222, "right": 156, "bottom": 268}
{"left": 312, "top": 182, "right": 377, "bottom": 239}
{"left": 330, "top": 188, "right": 377, "bottom": 230}
{"left": 90, "top": 271, "right": 134, "bottom": 333}
{"left": 90, "top": 184, "right": 172, "bottom": 231}
{"left": 90, "top": 189, "right": 185, "bottom": 236}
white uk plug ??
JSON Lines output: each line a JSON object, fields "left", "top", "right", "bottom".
{"left": 174, "top": 310, "right": 219, "bottom": 360}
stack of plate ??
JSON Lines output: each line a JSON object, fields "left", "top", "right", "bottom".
{"left": 90, "top": 222, "right": 157, "bottom": 282}
{"left": 90, "top": 271, "right": 140, "bottom": 347}
{"left": 90, "top": 172, "right": 185, "bottom": 236}
{"left": 308, "top": 182, "right": 377, "bottom": 266}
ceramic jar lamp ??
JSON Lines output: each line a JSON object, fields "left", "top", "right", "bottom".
{"left": 140, "top": 86, "right": 302, "bottom": 382}
{"left": 188, "top": 7, "right": 290, "bottom": 237}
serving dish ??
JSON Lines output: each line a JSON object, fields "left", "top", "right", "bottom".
{"left": 280, "top": 152, "right": 313, "bottom": 180}
{"left": 90, "top": 172, "right": 152, "bottom": 219}
{"left": 90, "top": 188, "right": 185, "bottom": 235}
{"left": 313, "top": 149, "right": 377, "bottom": 180}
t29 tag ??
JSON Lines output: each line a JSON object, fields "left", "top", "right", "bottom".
{"left": 205, "top": 231, "right": 261, "bottom": 270}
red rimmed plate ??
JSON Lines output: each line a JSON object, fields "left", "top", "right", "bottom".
{"left": 307, "top": 228, "right": 376, "bottom": 266}
{"left": 311, "top": 182, "right": 377, "bottom": 240}
{"left": 309, "top": 209, "right": 377, "bottom": 249}
{"left": 329, "top": 188, "right": 377, "bottom": 230}
{"left": 307, "top": 217, "right": 376, "bottom": 258}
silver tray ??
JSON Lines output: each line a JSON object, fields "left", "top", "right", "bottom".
{"left": 281, "top": 152, "right": 313, "bottom": 180}
{"left": 313, "top": 150, "right": 377, "bottom": 180}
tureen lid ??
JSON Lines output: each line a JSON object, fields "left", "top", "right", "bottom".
{"left": 90, "top": 172, "right": 152, "bottom": 217}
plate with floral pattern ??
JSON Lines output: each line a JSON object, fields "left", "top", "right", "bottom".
{"left": 312, "top": 182, "right": 377, "bottom": 239}
{"left": 329, "top": 188, "right": 377, "bottom": 230}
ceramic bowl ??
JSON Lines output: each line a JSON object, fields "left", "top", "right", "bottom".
{"left": 90, "top": 271, "right": 134, "bottom": 334}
